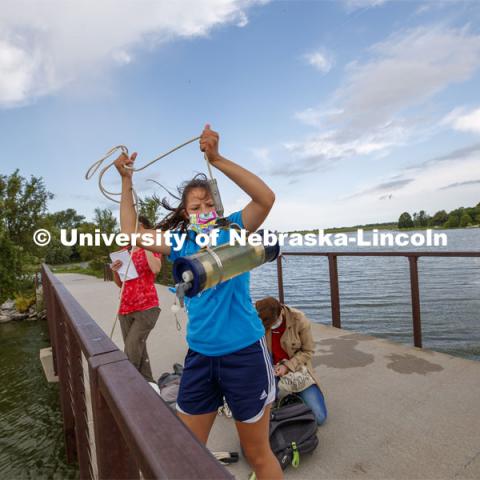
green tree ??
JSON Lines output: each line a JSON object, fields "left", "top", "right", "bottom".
{"left": 44, "top": 237, "right": 73, "bottom": 264}
{"left": 444, "top": 214, "right": 460, "bottom": 228}
{"left": 430, "top": 210, "right": 448, "bottom": 227}
{"left": 413, "top": 210, "right": 429, "bottom": 227}
{"left": 459, "top": 212, "right": 472, "bottom": 227}
{"left": 0, "top": 170, "right": 53, "bottom": 248}
{"left": 76, "top": 222, "right": 98, "bottom": 262}
{"left": 94, "top": 208, "right": 117, "bottom": 234}
{"left": 0, "top": 170, "right": 53, "bottom": 301}
{"left": 47, "top": 208, "right": 85, "bottom": 229}
{"left": 398, "top": 212, "right": 414, "bottom": 229}
{"left": 76, "top": 209, "right": 118, "bottom": 267}
{"left": 138, "top": 194, "right": 163, "bottom": 228}
{"left": 42, "top": 208, "right": 87, "bottom": 264}
{"left": 0, "top": 229, "right": 21, "bottom": 303}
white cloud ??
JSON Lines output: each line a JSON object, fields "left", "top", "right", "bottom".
{"left": 112, "top": 50, "right": 133, "bottom": 66}
{"left": 236, "top": 11, "right": 249, "bottom": 28}
{"left": 277, "top": 25, "right": 480, "bottom": 177}
{"left": 293, "top": 108, "right": 343, "bottom": 128}
{"left": 251, "top": 147, "right": 271, "bottom": 163}
{"left": 0, "top": 0, "right": 267, "bottom": 107}
{"left": 347, "top": 143, "right": 480, "bottom": 202}
{"left": 269, "top": 144, "right": 480, "bottom": 230}
{"left": 0, "top": 39, "right": 41, "bottom": 105}
{"left": 344, "top": 0, "right": 388, "bottom": 12}
{"left": 218, "top": 141, "right": 480, "bottom": 230}
{"left": 341, "top": 26, "right": 480, "bottom": 125}
{"left": 285, "top": 129, "right": 397, "bottom": 161}
{"left": 303, "top": 50, "right": 333, "bottom": 74}
{"left": 444, "top": 106, "right": 480, "bottom": 134}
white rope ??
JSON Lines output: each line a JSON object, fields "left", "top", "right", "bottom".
{"left": 86, "top": 135, "right": 210, "bottom": 338}
{"left": 85, "top": 136, "right": 208, "bottom": 204}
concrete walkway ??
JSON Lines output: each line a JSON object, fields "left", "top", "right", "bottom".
{"left": 57, "top": 273, "right": 480, "bottom": 480}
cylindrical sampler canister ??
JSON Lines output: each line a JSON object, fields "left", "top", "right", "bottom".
{"left": 173, "top": 230, "right": 280, "bottom": 297}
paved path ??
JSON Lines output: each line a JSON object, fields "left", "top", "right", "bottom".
{"left": 57, "top": 273, "right": 480, "bottom": 479}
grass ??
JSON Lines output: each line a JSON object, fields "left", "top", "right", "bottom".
{"left": 50, "top": 264, "right": 104, "bottom": 279}
{"left": 50, "top": 259, "right": 174, "bottom": 285}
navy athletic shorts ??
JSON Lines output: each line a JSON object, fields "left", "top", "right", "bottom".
{"left": 176, "top": 337, "right": 276, "bottom": 423}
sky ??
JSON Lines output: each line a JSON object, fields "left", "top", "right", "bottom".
{"left": 1, "top": 0, "right": 480, "bottom": 231}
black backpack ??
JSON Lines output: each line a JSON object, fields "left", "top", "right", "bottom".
{"left": 269, "top": 397, "right": 319, "bottom": 470}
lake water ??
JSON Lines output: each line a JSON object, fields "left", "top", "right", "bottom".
{"left": 0, "top": 320, "right": 78, "bottom": 479}
{"left": 251, "top": 228, "right": 480, "bottom": 361}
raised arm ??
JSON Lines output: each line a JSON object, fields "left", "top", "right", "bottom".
{"left": 114, "top": 153, "right": 171, "bottom": 255}
{"left": 200, "top": 125, "right": 275, "bottom": 232}
{"left": 145, "top": 249, "right": 162, "bottom": 274}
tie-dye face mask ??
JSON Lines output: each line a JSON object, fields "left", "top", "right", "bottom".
{"left": 188, "top": 210, "right": 218, "bottom": 234}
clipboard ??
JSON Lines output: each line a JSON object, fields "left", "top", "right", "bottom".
{"left": 109, "top": 249, "right": 139, "bottom": 281}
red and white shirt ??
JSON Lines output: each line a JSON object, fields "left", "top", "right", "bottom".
{"left": 118, "top": 248, "right": 161, "bottom": 315}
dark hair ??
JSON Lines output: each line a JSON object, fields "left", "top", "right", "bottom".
{"left": 138, "top": 215, "right": 153, "bottom": 229}
{"left": 255, "top": 296, "right": 283, "bottom": 329}
{"left": 156, "top": 173, "right": 213, "bottom": 233}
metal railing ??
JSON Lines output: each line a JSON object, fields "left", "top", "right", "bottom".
{"left": 103, "top": 263, "right": 113, "bottom": 282}
{"left": 276, "top": 251, "right": 480, "bottom": 348}
{"left": 42, "top": 264, "right": 232, "bottom": 480}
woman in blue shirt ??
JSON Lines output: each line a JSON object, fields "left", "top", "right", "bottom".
{"left": 114, "top": 125, "right": 282, "bottom": 479}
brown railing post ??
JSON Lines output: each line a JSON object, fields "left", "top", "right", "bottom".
{"left": 160, "top": 264, "right": 166, "bottom": 284}
{"left": 51, "top": 293, "right": 78, "bottom": 463}
{"left": 67, "top": 324, "right": 92, "bottom": 480}
{"left": 328, "top": 254, "right": 341, "bottom": 328}
{"left": 408, "top": 256, "right": 422, "bottom": 348}
{"left": 89, "top": 353, "right": 139, "bottom": 480}
{"left": 277, "top": 255, "right": 285, "bottom": 303}
{"left": 104, "top": 263, "right": 113, "bottom": 282}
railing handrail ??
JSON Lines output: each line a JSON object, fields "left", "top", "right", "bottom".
{"left": 42, "top": 264, "right": 232, "bottom": 480}
{"left": 275, "top": 250, "right": 480, "bottom": 349}
{"left": 279, "top": 251, "right": 480, "bottom": 257}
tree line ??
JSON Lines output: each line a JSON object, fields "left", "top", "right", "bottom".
{"left": 398, "top": 203, "right": 480, "bottom": 229}
{"left": 0, "top": 169, "right": 168, "bottom": 304}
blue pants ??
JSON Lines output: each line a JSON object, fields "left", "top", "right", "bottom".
{"left": 297, "top": 384, "right": 328, "bottom": 426}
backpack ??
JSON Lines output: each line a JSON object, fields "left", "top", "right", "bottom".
{"left": 157, "top": 363, "right": 183, "bottom": 409}
{"left": 269, "top": 397, "right": 319, "bottom": 470}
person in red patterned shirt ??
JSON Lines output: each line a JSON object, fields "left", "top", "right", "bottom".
{"left": 111, "top": 216, "right": 162, "bottom": 382}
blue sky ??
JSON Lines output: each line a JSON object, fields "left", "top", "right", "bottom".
{"left": 1, "top": 0, "right": 480, "bottom": 231}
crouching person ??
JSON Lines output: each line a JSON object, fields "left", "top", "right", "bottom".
{"left": 255, "top": 297, "right": 327, "bottom": 425}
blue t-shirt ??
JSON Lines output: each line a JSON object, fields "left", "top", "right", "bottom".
{"left": 168, "top": 210, "right": 265, "bottom": 356}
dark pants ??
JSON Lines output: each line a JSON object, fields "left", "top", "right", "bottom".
{"left": 118, "top": 306, "right": 160, "bottom": 382}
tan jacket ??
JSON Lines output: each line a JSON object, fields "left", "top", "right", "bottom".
{"left": 265, "top": 304, "right": 322, "bottom": 389}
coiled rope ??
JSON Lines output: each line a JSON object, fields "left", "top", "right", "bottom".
{"left": 86, "top": 136, "right": 207, "bottom": 337}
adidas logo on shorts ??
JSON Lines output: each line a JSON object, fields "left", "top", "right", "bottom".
{"left": 260, "top": 390, "right": 268, "bottom": 400}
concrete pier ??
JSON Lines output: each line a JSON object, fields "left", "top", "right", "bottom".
{"left": 55, "top": 273, "right": 480, "bottom": 479}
